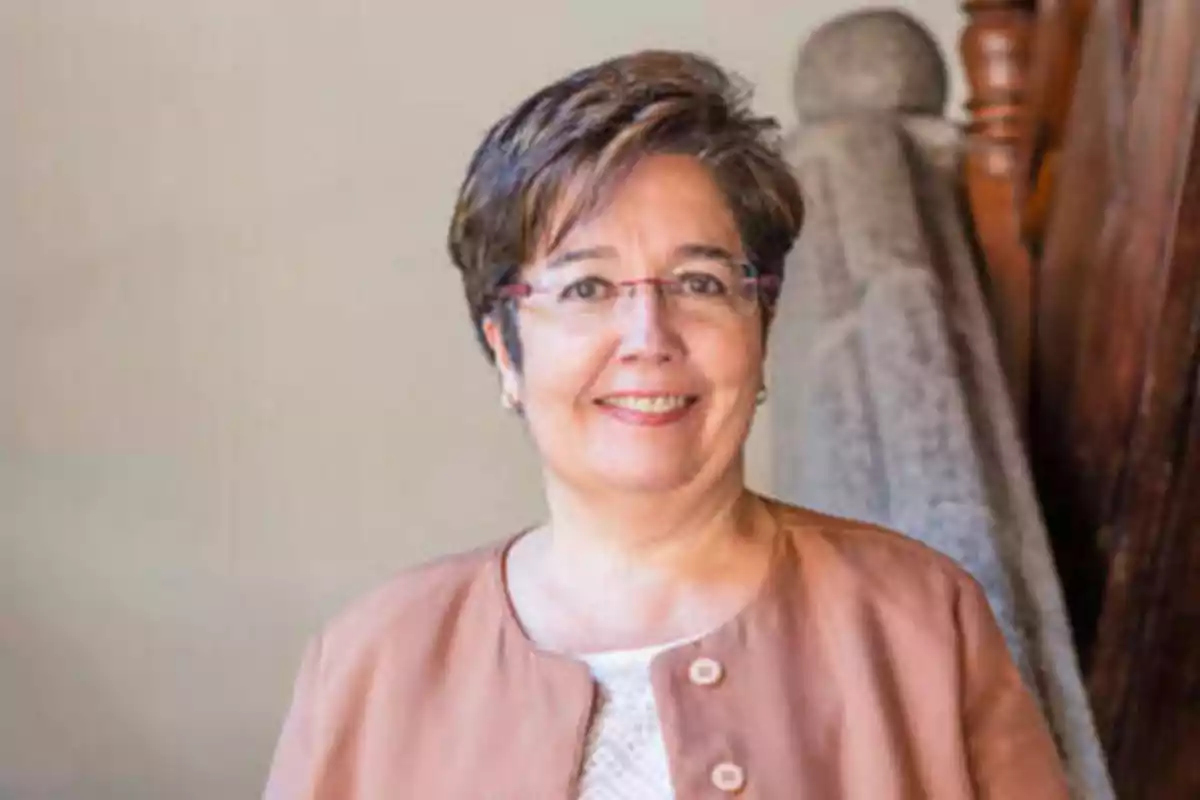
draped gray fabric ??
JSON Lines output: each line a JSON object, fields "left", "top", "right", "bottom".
{"left": 768, "top": 11, "right": 1115, "bottom": 799}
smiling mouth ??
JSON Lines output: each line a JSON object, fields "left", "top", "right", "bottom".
{"left": 595, "top": 394, "right": 699, "bottom": 415}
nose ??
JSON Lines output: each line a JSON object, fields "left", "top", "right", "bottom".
{"left": 612, "top": 283, "right": 683, "bottom": 364}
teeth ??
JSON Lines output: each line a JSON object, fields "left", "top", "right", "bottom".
{"left": 602, "top": 395, "right": 692, "bottom": 413}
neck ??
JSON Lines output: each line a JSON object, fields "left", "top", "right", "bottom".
{"left": 508, "top": 462, "right": 775, "bottom": 653}
{"left": 538, "top": 462, "right": 762, "bottom": 583}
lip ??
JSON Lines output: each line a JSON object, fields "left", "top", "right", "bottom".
{"left": 593, "top": 393, "right": 699, "bottom": 427}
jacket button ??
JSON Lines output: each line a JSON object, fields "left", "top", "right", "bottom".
{"left": 688, "top": 656, "right": 724, "bottom": 686}
{"left": 710, "top": 761, "right": 746, "bottom": 793}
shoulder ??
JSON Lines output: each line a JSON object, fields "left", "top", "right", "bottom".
{"left": 766, "top": 496, "right": 968, "bottom": 581}
{"left": 764, "top": 496, "right": 984, "bottom": 623}
{"left": 312, "top": 537, "right": 512, "bottom": 680}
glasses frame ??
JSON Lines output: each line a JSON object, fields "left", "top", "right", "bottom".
{"left": 487, "top": 260, "right": 780, "bottom": 316}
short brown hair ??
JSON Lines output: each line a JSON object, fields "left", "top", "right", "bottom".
{"left": 447, "top": 50, "right": 804, "bottom": 363}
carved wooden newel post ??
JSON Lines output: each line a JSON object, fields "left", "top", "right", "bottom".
{"left": 960, "top": 0, "right": 1035, "bottom": 426}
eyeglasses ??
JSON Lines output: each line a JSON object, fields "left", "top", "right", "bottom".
{"left": 489, "top": 256, "right": 777, "bottom": 327}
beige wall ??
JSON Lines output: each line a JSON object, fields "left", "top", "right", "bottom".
{"left": 0, "top": 2, "right": 963, "bottom": 797}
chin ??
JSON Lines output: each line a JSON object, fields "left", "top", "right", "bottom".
{"left": 579, "top": 449, "right": 708, "bottom": 494}
{"left": 595, "top": 468, "right": 699, "bottom": 494}
{"left": 537, "top": 424, "right": 744, "bottom": 496}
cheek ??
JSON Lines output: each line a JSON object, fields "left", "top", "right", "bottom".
{"left": 693, "top": 322, "right": 763, "bottom": 389}
{"left": 516, "top": 322, "right": 605, "bottom": 405}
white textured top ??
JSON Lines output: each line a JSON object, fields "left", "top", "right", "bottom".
{"left": 576, "top": 642, "right": 679, "bottom": 800}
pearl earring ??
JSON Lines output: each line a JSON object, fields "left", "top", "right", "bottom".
{"left": 756, "top": 387, "right": 768, "bottom": 406}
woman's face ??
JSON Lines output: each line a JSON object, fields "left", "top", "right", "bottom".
{"left": 488, "top": 154, "right": 765, "bottom": 496}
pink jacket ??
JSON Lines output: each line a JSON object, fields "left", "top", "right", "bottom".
{"left": 265, "top": 500, "right": 1070, "bottom": 798}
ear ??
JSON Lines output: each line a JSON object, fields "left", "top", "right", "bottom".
{"left": 482, "top": 315, "right": 520, "bottom": 400}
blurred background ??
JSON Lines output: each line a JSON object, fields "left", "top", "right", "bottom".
{"left": 1, "top": 2, "right": 964, "bottom": 797}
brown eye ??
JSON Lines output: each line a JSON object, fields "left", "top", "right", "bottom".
{"left": 560, "top": 276, "right": 615, "bottom": 302}
{"left": 678, "top": 272, "right": 730, "bottom": 296}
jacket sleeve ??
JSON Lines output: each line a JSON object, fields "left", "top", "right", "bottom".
{"left": 264, "top": 637, "right": 324, "bottom": 800}
{"left": 955, "top": 577, "right": 1072, "bottom": 800}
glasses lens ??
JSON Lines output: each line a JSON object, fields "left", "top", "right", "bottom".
{"left": 512, "top": 259, "right": 765, "bottom": 324}
{"left": 669, "top": 259, "right": 760, "bottom": 315}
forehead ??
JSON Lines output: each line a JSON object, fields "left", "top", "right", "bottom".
{"left": 537, "top": 154, "right": 743, "bottom": 261}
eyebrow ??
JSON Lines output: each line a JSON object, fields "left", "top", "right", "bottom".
{"left": 545, "top": 242, "right": 740, "bottom": 269}
{"left": 675, "top": 243, "right": 739, "bottom": 262}
{"left": 545, "top": 246, "right": 618, "bottom": 268}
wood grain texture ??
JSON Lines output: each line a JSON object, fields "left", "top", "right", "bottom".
{"left": 1082, "top": 21, "right": 1200, "bottom": 791}
{"left": 960, "top": 0, "right": 1036, "bottom": 424}
{"left": 1027, "top": 0, "right": 1129, "bottom": 657}
{"left": 1013, "top": 0, "right": 1096, "bottom": 243}
{"left": 981, "top": 0, "right": 1200, "bottom": 795}
{"left": 962, "top": 0, "right": 1200, "bottom": 795}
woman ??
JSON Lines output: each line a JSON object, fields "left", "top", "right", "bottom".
{"left": 265, "top": 51, "right": 1069, "bottom": 799}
